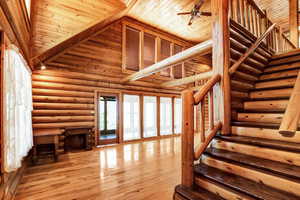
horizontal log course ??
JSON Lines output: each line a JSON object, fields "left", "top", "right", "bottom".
{"left": 32, "top": 88, "right": 94, "bottom": 98}
{"left": 32, "top": 122, "right": 94, "bottom": 129}
{"left": 32, "top": 110, "right": 95, "bottom": 116}
{"left": 249, "top": 88, "right": 292, "bottom": 99}
{"left": 32, "top": 72, "right": 179, "bottom": 90}
{"left": 33, "top": 96, "right": 94, "bottom": 104}
{"left": 32, "top": 116, "right": 95, "bottom": 123}
{"left": 32, "top": 78, "right": 180, "bottom": 95}
{"left": 33, "top": 103, "right": 94, "bottom": 110}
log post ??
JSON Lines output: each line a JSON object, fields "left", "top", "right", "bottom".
{"left": 181, "top": 90, "right": 194, "bottom": 187}
{"left": 211, "top": 0, "right": 231, "bottom": 135}
{"left": 289, "top": 0, "right": 299, "bottom": 48}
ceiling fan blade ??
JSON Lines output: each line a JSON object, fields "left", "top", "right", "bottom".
{"left": 200, "top": 11, "right": 212, "bottom": 16}
{"left": 188, "top": 15, "right": 195, "bottom": 26}
{"left": 194, "top": 0, "right": 205, "bottom": 10}
{"left": 177, "top": 12, "right": 192, "bottom": 15}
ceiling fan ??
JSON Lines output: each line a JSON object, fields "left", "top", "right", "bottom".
{"left": 177, "top": 0, "right": 211, "bottom": 26}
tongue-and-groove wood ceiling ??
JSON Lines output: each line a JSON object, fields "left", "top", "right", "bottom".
{"left": 31, "top": 0, "right": 212, "bottom": 58}
{"left": 31, "top": 0, "right": 293, "bottom": 59}
{"left": 31, "top": 0, "right": 127, "bottom": 57}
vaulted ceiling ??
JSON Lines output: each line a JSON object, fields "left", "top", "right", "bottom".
{"left": 31, "top": 0, "right": 127, "bottom": 57}
{"left": 31, "top": 0, "right": 212, "bottom": 59}
{"left": 31, "top": 0, "right": 294, "bottom": 60}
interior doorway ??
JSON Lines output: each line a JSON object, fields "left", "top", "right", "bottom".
{"left": 97, "top": 93, "right": 119, "bottom": 145}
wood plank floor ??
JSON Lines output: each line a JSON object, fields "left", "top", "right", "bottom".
{"left": 15, "top": 137, "right": 181, "bottom": 200}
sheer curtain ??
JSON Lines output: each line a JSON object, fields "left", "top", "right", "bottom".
{"left": 3, "top": 45, "right": 33, "bottom": 172}
{"left": 143, "top": 96, "right": 157, "bottom": 138}
{"left": 160, "top": 97, "right": 172, "bottom": 135}
{"left": 123, "top": 95, "right": 140, "bottom": 141}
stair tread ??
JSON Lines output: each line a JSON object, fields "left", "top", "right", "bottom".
{"left": 205, "top": 148, "right": 300, "bottom": 179}
{"left": 194, "top": 164, "right": 300, "bottom": 200}
{"left": 272, "top": 49, "right": 300, "bottom": 60}
{"left": 174, "top": 185, "right": 225, "bottom": 200}
{"left": 216, "top": 135, "right": 300, "bottom": 152}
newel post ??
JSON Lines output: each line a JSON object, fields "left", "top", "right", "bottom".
{"left": 181, "top": 90, "right": 194, "bottom": 187}
{"left": 211, "top": 0, "right": 231, "bottom": 135}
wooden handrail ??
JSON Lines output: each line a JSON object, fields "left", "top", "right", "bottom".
{"left": 194, "top": 122, "right": 222, "bottom": 160}
{"left": 279, "top": 70, "right": 300, "bottom": 136}
{"left": 229, "top": 23, "right": 276, "bottom": 75}
{"left": 121, "top": 39, "right": 212, "bottom": 83}
{"left": 194, "top": 74, "right": 221, "bottom": 105}
{"left": 160, "top": 71, "right": 213, "bottom": 87}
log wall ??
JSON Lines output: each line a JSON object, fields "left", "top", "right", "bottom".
{"left": 229, "top": 20, "right": 273, "bottom": 120}
{"left": 32, "top": 19, "right": 196, "bottom": 146}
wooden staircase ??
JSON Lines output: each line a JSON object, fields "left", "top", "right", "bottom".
{"left": 174, "top": 51, "right": 300, "bottom": 200}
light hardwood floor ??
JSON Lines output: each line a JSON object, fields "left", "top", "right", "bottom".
{"left": 15, "top": 137, "right": 181, "bottom": 200}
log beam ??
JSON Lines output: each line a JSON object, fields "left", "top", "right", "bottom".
{"left": 121, "top": 39, "right": 213, "bottom": 83}
{"left": 289, "top": 0, "right": 299, "bottom": 48}
{"left": 160, "top": 71, "right": 213, "bottom": 88}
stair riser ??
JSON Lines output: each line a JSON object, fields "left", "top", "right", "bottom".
{"left": 255, "top": 78, "right": 296, "bottom": 89}
{"left": 231, "top": 126, "right": 300, "bottom": 143}
{"left": 195, "top": 177, "right": 254, "bottom": 200}
{"left": 260, "top": 69, "right": 299, "bottom": 81}
{"left": 244, "top": 100, "right": 287, "bottom": 112}
{"left": 211, "top": 140, "right": 300, "bottom": 166}
{"left": 237, "top": 113, "right": 284, "bottom": 123}
{"left": 264, "top": 61, "right": 300, "bottom": 73}
{"left": 250, "top": 88, "right": 292, "bottom": 99}
{"left": 201, "top": 155, "right": 300, "bottom": 197}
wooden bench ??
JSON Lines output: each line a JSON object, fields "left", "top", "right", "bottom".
{"left": 33, "top": 128, "right": 64, "bottom": 164}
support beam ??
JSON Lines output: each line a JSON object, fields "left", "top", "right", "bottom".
{"left": 289, "top": 0, "right": 299, "bottom": 47}
{"left": 160, "top": 71, "right": 213, "bottom": 88}
{"left": 211, "top": 0, "right": 231, "bottom": 135}
{"left": 122, "top": 39, "right": 213, "bottom": 83}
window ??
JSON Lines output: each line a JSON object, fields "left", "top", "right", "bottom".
{"left": 160, "top": 97, "right": 172, "bottom": 135}
{"left": 173, "top": 44, "right": 183, "bottom": 79}
{"left": 144, "top": 33, "right": 156, "bottom": 67}
{"left": 125, "top": 26, "right": 140, "bottom": 71}
{"left": 160, "top": 39, "right": 171, "bottom": 77}
{"left": 174, "top": 98, "right": 182, "bottom": 134}
{"left": 25, "top": 0, "right": 31, "bottom": 18}
{"left": 123, "top": 95, "right": 140, "bottom": 141}
{"left": 143, "top": 96, "right": 157, "bottom": 138}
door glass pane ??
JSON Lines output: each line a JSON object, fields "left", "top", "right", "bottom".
{"left": 160, "top": 97, "right": 172, "bottom": 135}
{"left": 123, "top": 95, "right": 141, "bottom": 141}
{"left": 99, "top": 97, "right": 105, "bottom": 131}
{"left": 107, "top": 101, "right": 117, "bottom": 130}
{"left": 143, "top": 96, "right": 157, "bottom": 138}
{"left": 174, "top": 98, "right": 182, "bottom": 134}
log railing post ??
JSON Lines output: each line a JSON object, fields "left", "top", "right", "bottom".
{"left": 211, "top": 0, "right": 231, "bottom": 135}
{"left": 181, "top": 90, "right": 194, "bottom": 187}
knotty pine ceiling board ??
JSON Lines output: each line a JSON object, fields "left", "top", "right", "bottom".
{"left": 254, "top": 0, "right": 290, "bottom": 32}
{"left": 31, "top": 0, "right": 127, "bottom": 57}
{"left": 127, "top": 0, "right": 212, "bottom": 43}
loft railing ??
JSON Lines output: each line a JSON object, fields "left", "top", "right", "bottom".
{"left": 279, "top": 71, "right": 300, "bottom": 136}
{"left": 181, "top": 74, "right": 223, "bottom": 187}
{"left": 230, "top": 0, "right": 296, "bottom": 53}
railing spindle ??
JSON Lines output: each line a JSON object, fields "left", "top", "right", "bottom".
{"left": 200, "top": 100, "right": 205, "bottom": 143}
{"left": 209, "top": 89, "right": 214, "bottom": 130}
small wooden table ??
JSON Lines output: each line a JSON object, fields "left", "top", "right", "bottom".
{"left": 64, "top": 127, "right": 93, "bottom": 152}
{"left": 33, "top": 128, "right": 64, "bottom": 164}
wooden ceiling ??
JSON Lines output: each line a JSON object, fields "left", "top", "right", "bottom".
{"left": 254, "top": 0, "right": 290, "bottom": 32}
{"left": 31, "top": 0, "right": 127, "bottom": 57}
{"left": 127, "top": 0, "right": 212, "bottom": 43}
